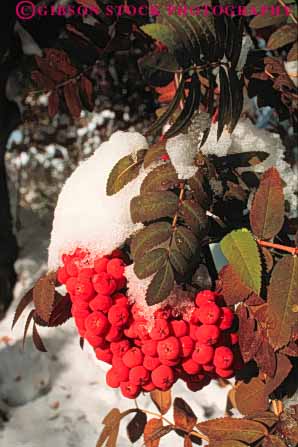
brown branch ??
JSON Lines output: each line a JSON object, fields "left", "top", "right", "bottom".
{"left": 257, "top": 239, "right": 298, "bottom": 256}
{"left": 278, "top": 0, "right": 298, "bottom": 23}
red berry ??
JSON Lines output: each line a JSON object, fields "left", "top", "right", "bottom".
{"left": 151, "top": 365, "right": 174, "bottom": 391}
{"left": 120, "top": 381, "right": 140, "bottom": 399}
{"left": 186, "top": 376, "right": 211, "bottom": 391}
{"left": 92, "top": 272, "right": 117, "bottom": 295}
{"left": 85, "top": 332, "right": 105, "bottom": 348}
{"left": 95, "top": 346, "right": 112, "bottom": 364}
{"left": 90, "top": 294, "right": 113, "bottom": 313}
{"left": 215, "top": 367, "right": 234, "bottom": 378}
{"left": 108, "top": 305, "right": 129, "bottom": 327}
{"left": 142, "top": 340, "right": 158, "bottom": 357}
{"left": 66, "top": 258, "right": 79, "bottom": 277}
{"left": 77, "top": 268, "right": 94, "bottom": 280}
{"left": 170, "top": 320, "right": 188, "bottom": 337}
{"left": 213, "top": 346, "right": 234, "bottom": 369}
{"left": 66, "top": 277, "right": 77, "bottom": 294}
{"left": 85, "top": 311, "right": 109, "bottom": 336}
{"left": 143, "top": 355, "right": 161, "bottom": 371}
{"left": 182, "top": 359, "right": 201, "bottom": 375}
{"left": 134, "top": 320, "right": 150, "bottom": 340}
{"left": 142, "top": 381, "right": 155, "bottom": 392}
{"left": 198, "top": 302, "right": 221, "bottom": 325}
{"left": 157, "top": 337, "right": 180, "bottom": 360}
{"left": 114, "top": 293, "right": 128, "bottom": 306}
{"left": 124, "top": 323, "right": 137, "bottom": 339}
{"left": 202, "top": 363, "right": 215, "bottom": 373}
{"left": 190, "top": 308, "right": 201, "bottom": 324}
{"left": 72, "top": 308, "right": 90, "bottom": 320}
{"left": 195, "top": 290, "right": 217, "bottom": 307}
{"left": 154, "top": 307, "right": 171, "bottom": 320}
{"left": 110, "top": 340, "right": 130, "bottom": 357}
{"left": 116, "top": 276, "right": 127, "bottom": 290}
{"left": 160, "top": 357, "right": 180, "bottom": 367}
{"left": 150, "top": 319, "right": 170, "bottom": 340}
{"left": 129, "top": 366, "right": 150, "bottom": 386}
{"left": 192, "top": 344, "right": 214, "bottom": 364}
{"left": 107, "top": 258, "right": 125, "bottom": 279}
{"left": 219, "top": 307, "right": 234, "bottom": 330}
{"left": 196, "top": 324, "right": 220, "bottom": 345}
{"left": 71, "top": 300, "right": 90, "bottom": 312}
{"left": 106, "top": 368, "right": 120, "bottom": 388}
{"left": 112, "top": 357, "right": 130, "bottom": 381}
{"left": 57, "top": 266, "right": 69, "bottom": 284}
{"left": 122, "top": 348, "right": 144, "bottom": 368}
{"left": 106, "top": 326, "right": 122, "bottom": 342}
{"left": 74, "top": 279, "right": 94, "bottom": 301}
{"left": 94, "top": 257, "right": 109, "bottom": 273}
{"left": 189, "top": 324, "right": 199, "bottom": 341}
{"left": 230, "top": 332, "right": 239, "bottom": 345}
{"left": 74, "top": 248, "right": 88, "bottom": 259}
{"left": 180, "top": 336, "right": 194, "bottom": 358}
{"left": 131, "top": 304, "right": 143, "bottom": 320}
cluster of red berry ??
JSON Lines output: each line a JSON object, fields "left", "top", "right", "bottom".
{"left": 57, "top": 248, "right": 240, "bottom": 399}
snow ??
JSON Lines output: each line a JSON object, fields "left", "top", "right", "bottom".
{"left": 0, "top": 208, "right": 232, "bottom": 447}
{"left": 48, "top": 131, "right": 149, "bottom": 271}
{"left": 166, "top": 134, "right": 198, "bottom": 180}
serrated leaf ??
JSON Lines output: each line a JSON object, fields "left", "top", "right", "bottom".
{"left": 264, "top": 353, "right": 292, "bottom": 395}
{"left": 255, "top": 339, "right": 277, "bottom": 378}
{"left": 174, "top": 226, "right": 198, "bottom": 259}
{"left": 217, "top": 265, "right": 253, "bottom": 305}
{"left": 134, "top": 248, "right": 168, "bottom": 279}
{"left": 218, "top": 66, "right": 231, "bottom": 140}
{"left": 262, "top": 435, "right": 287, "bottom": 447}
{"left": 174, "top": 398, "right": 197, "bottom": 432}
{"left": 220, "top": 229, "right": 262, "bottom": 294}
{"left": 144, "top": 142, "right": 167, "bottom": 169}
{"left": 22, "top": 309, "right": 35, "bottom": 349}
{"left": 141, "top": 23, "right": 179, "bottom": 52}
{"left": 208, "top": 441, "right": 247, "bottom": 447}
{"left": 131, "top": 222, "right": 172, "bottom": 260}
{"left": 246, "top": 411, "right": 278, "bottom": 428}
{"left": 144, "top": 418, "right": 163, "bottom": 447}
{"left": 32, "top": 323, "right": 47, "bottom": 352}
{"left": 131, "top": 191, "right": 178, "bottom": 223}
{"left": 250, "top": 168, "right": 284, "bottom": 240}
{"left": 267, "top": 256, "right": 298, "bottom": 350}
{"left": 169, "top": 249, "right": 188, "bottom": 275}
{"left": 228, "top": 68, "right": 243, "bottom": 133}
{"left": 64, "top": 81, "right": 82, "bottom": 119}
{"left": 33, "top": 272, "right": 57, "bottom": 324}
{"left": 127, "top": 411, "right": 147, "bottom": 444}
{"left": 107, "top": 150, "right": 146, "bottom": 196}
{"left": 141, "top": 164, "right": 178, "bottom": 194}
{"left": 97, "top": 409, "right": 121, "bottom": 447}
{"left": 197, "top": 417, "right": 268, "bottom": 443}
{"left": 150, "top": 389, "right": 172, "bottom": 415}
{"left": 48, "top": 294, "right": 72, "bottom": 327}
{"left": 234, "top": 378, "right": 269, "bottom": 416}
{"left": 146, "top": 261, "right": 174, "bottom": 306}
{"left": 12, "top": 288, "right": 33, "bottom": 329}
{"left": 250, "top": 11, "right": 287, "bottom": 29}
{"left": 188, "top": 170, "right": 210, "bottom": 209}
{"left": 180, "top": 200, "right": 208, "bottom": 236}
{"left": 267, "top": 24, "right": 298, "bottom": 50}
{"left": 237, "top": 305, "right": 261, "bottom": 363}
{"left": 288, "top": 42, "right": 298, "bottom": 62}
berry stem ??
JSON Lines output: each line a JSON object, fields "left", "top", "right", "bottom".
{"left": 257, "top": 239, "right": 298, "bottom": 256}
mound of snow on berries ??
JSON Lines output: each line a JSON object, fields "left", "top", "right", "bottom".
{"left": 48, "top": 131, "right": 149, "bottom": 271}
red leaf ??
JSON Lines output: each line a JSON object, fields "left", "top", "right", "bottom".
{"left": 217, "top": 265, "right": 252, "bottom": 305}
{"left": 32, "top": 323, "right": 47, "bottom": 352}
{"left": 31, "top": 70, "right": 55, "bottom": 91}
{"left": 64, "top": 81, "right": 82, "bottom": 119}
{"left": 48, "top": 294, "right": 72, "bottom": 327}
{"left": 237, "top": 305, "right": 261, "bottom": 363}
{"left": 22, "top": 309, "right": 35, "bottom": 349}
{"left": 12, "top": 288, "right": 33, "bottom": 329}
{"left": 44, "top": 48, "right": 77, "bottom": 77}
{"left": 33, "top": 272, "right": 57, "bottom": 324}
{"left": 264, "top": 354, "right": 292, "bottom": 395}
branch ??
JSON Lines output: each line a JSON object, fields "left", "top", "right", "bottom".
{"left": 257, "top": 239, "right": 298, "bottom": 256}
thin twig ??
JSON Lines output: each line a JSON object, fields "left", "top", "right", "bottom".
{"left": 257, "top": 239, "right": 298, "bottom": 256}
{"left": 278, "top": 0, "right": 298, "bottom": 23}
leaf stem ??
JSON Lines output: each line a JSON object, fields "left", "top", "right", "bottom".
{"left": 172, "top": 182, "right": 185, "bottom": 229}
{"left": 257, "top": 239, "right": 298, "bottom": 256}
{"left": 278, "top": 0, "right": 298, "bottom": 23}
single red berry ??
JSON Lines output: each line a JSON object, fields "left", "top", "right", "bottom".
{"left": 195, "top": 290, "right": 217, "bottom": 307}
{"left": 129, "top": 366, "right": 150, "bottom": 386}
{"left": 202, "top": 363, "right": 215, "bottom": 373}
{"left": 180, "top": 336, "right": 194, "bottom": 358}
{"left": 84, "top": 331, "right": 105, "bottom": 348}
{"left": 192, "top": 344, "right": 214, "bottom": 364}
{"left": 230, "top": 332, "right": 239, "bottom": 345}
{"left": 150, "top": 319, "right": 170, "bottom": 340}
{"left": 92, "top": 272, "right": 117, "bottom": 295}
{"left": 213, "top": 346, "right": 234, "bottom": 369}
{"left": 134, "top": 320, "right": 150, "bottom": 340}
{"left": 131, "top": 304, "right": 143, "bottom": 321}
{"left": 124, "top": 323, "right": 137, "bottom": 339}
{"left": 108, "top": 305, "right": 129, "bottom": 327}
{"left": 170, "top": 320, "right": 188, "bottom": 338}
{"left": 113, "top": 293, "right": 128, "bottom": 306}
{"left": 107, "top": 258, "right": 125, "bottom": 280}
{"left": 219, "top": 307, "right": 234, "bottom": 330}
{"left": 215, "top": 367, "right": 234, "bottom": 378}
{"left": 106, "top": 325, "right": 122, "bottom": 342}
{"left": 189, "top": 324, "right": 199, "bottom": 341}
{"left": 142, "top": 340, "right": 158, "bottom": 357}
{"left": 122, "top": 347, "right": 144, "bottom": 368}
{"left": 198, "top": 302, "right": 221, "bottom": 325}
{"left": 77, "top": 268, "right": 94, "bottom": 280}
{"left": 95, "top": 346, "right": 113, "bottom": 364}
{"left": 110, "top": 340, "right": 130, "bottom": 357}
{"left": 151, "top": 365, "right": 174, "bottom": 391}
{"left": 57, "top": 266, "right": 69, "bottom": 284}
{"left": 85, "top": 311, "right": 109, "bottom": 336}
{"left": 66, "top": 277, "right": 77, "bottom": 294}
{"left": 112, "top": 357, "right": 130, "bottom": 381}
{"left": 72, "top": 308, "right": 90, "bottom": 320}
{"left": 190, "top": 308, "right": 201, "bottom": 324}
{"left": 143, "top": 355, "right": 161, "bottom": 371}
{"left": 182, "top": 358, "right": 201, "bottom": 375}
{"left": 196, "top": 324, "right": 220, "bottom": 345}
{"left": 157, "top": 337, "right": 180, "bottom": 360}
{"left": 120, "top": 381, "right": 141, "bottom": 399}
{"left": 142, "top": 381, "right": 155, "bottom": 392}
{"left": 66, "top": 258, "right": 79, "bottom": 277}
{"left": 94, "top": 256, "right": 109, "bottom": 273}
{"left": 74, "top": 278, "right": 94, "bottom": 301}
{"left": 90, "top": 294, "right": 113, "bottom": 313}
{"left": 106, "top": 368, "right": 120, "bottom": 388}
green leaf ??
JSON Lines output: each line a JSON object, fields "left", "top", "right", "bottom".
{"left": 180, "top": 199, "right": 208, "bottom": 235}
{"left": 141, "top": 23, "right": 179, "bottom": 52}
{"left": 169, "top": 249, "right": 188, "bottom": 275}
{"left": 220, "top": 229, "right": 262, "bottom": 294}
{"left": 197, "top": 417, "right": 268, "bottom": 443}
{"left": 131, "top": 222, "right": 172, "bottom": 260}
{"left": 250, "top": 168, "right": 285, "bottom": 240}
{"left": 141, "top": 164, "right": 179, "bottom": 194}
{"left": 134, "top": 248, "right": 168, "bottom": 279}
{"left": 146, "top": 261, "right": 174, "bottom": 305}
{"left": 267, "top": 256, "right": 298, "bottom": 350}
{"left": 130, "top": 191, "right": 178, "bottom": 223}
{"left": 106, "top": 150, "right": 146, "bottom": 196}
{"left": 174, "top": 226, "right": 199, "bottom": 259}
